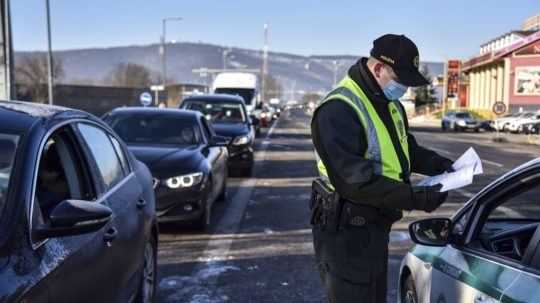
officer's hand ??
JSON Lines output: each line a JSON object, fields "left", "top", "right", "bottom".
{"left": 434, "top": 157, "right": 454, "bottom": 174}
{"left": 411, "top": 184, "right": 448, "bottom": 213}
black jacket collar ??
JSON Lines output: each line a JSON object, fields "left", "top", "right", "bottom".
{"left": 348, "top": 58, "right": 387, "bottom": 103}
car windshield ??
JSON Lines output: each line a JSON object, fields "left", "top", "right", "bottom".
{"left": 183, "top": 101, "right": 246, "bottom": 124}
{"left": 0, "top": 134, "right": 18, "bottom": 219}
{"left": 455, "top": 113, "right": 472, "bottom": 119}
{"left": 108, "top": 114, "right": 200, "bottom": 146}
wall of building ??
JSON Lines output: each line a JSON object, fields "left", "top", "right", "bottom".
{"left": 467, "top": 61, "right": 505, "bottom": 112}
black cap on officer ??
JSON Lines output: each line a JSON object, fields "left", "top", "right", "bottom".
{"left": 370, "top": 34, "right": 429, "bottom": 87}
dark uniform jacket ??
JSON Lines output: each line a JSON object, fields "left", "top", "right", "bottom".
{"left": 311, "top": 58, "right": 450, "bottom": 216}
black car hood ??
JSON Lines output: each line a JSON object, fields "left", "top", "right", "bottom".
{"left": 212, "top": 123, "right": 249, "bottom": 138}
{"left": 128, "top": 145, "right": 204, "bottom": 179}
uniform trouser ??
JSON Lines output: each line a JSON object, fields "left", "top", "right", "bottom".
{"left": 313, "top": 222, "right": 390, "bottom": 303}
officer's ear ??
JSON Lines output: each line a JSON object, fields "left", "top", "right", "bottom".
{"left": 373, "top": 63, "right": 384, "bottom": 79}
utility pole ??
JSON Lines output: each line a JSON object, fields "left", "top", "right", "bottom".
{"left": 160, "top": 17, "right": 182, "bottom": 97}
{"left": 222, "top": 48, "right": 231, "bottom": 69}
{"left": 261, "top": 23, "right": 269, "bottom": 102}
{"left": 45, "top": 0, "right": 53, "bottom": 105}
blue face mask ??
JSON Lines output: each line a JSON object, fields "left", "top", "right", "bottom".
{"left": 382, "top": 80, "right": 408, "bottom": 100}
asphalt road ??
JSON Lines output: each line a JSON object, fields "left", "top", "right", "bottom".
{"left": 155, "top": 109, "right": 540, "bottom": 303}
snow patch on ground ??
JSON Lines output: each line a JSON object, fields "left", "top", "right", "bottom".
{"left": 159, "top": 263, "right": 240, "bottom": 303}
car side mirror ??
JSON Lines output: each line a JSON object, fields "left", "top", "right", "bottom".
{"left": 210, "top": 135, "right": 231, "bottom": 147}
{"left": 409, "top": 218, "right": 452, "bottom": 247}
{"left": 33, "top": 200, "right": 112, "bottom": 241}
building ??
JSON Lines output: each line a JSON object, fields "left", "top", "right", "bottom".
{"left": 462, "top": 30, "right": 540, "bottom": 114}
{"left": 524, "top": 13, "right": 540, "bottom": 31}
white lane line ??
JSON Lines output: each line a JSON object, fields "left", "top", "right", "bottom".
{"left": 426, "top": 147, "right": 505, "bottom": 168}
{"left": 158, "top": 117, "right": 281, "bottom": 302}
{"left": 482, "top": 159, "right": 504, "bottom": 168}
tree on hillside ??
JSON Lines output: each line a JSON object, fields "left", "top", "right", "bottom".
{"left": 106, "top": 63, "right": 152, "bottom": 87}
{"left": 15, "top": 53, "right": 64, "bottom": 102}
{"left": 262, "top": 74, "right": 283, "bottom": 101}
{"left": 414, "top": 65, "right": 437, "bottom": 107}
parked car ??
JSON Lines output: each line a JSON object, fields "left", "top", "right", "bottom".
{"left": 103, "top": 108, "right": 229, "bottom": 229}
{"left": 180, "top": 94, "right": 255, "bottom": 176}
{"left": 441, "top": 111, "right": 480, "bottom": 132}
{"left": 493, "top": 112, "right": 532, "bottom": 132}
{"left": 0, "top": 101, "right": 158, "bottom": 303}
{"left": 526, "top": 121, "right": 540, "bottom": 135}
{"left": 508, "top": 112, "right": 540, "bottom": 133}
{"left": 399, "top": 158, "right": 540, "bottom": 303}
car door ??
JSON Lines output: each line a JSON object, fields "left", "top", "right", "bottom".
{"left": 76, "top": 122, "right": 147, "bottom": 303}
{"left": 200, "top": 117, "right": 225, "bottom": 200}
{"left": 429, "top": 166, "right": 540, "bottom": 303}
{"left": 32, "top": 123, "right": 114, "bottom": 303}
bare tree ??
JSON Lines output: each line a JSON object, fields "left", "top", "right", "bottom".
{"left": 106, "top": 63, "right": 152, "bottom": 87}
{"left": 15, "top": 53, "right": 64, "bottom": 103}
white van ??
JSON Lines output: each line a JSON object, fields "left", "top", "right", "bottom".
{"left": 213, "top": 72, "right": 260, "bottom": 113}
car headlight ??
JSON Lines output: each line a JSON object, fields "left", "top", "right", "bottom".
{"left": 232, "top": 135, "right": 250, "bottom": 146}
{"left": 260, "top": 113, "right": 267, "bottom": 118}
{"left": 457, "top": 120, "right": 466, "bottom": 126}
{"left": 165, "top": 172, "right": 204, "bottom": 189}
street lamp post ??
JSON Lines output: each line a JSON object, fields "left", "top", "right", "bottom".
{"left": 160, "top": 17, "right": 182, "bottom": 96}
{"left": 45, "top": 0, "right": 54, "bottom": 105}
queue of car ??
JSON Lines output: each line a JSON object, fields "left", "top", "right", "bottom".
{"left": 0, "top": 92, "right": 275, "bottom": 302}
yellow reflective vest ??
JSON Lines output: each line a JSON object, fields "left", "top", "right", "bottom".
{"left": 314, "top": 75, "right": 410, "bottom": 190}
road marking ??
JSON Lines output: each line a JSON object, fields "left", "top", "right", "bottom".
{"left": 158, "top": 117, "right": 281, "bottom": 302}
{"left": 482, "top": 159, "right": 504, "bottom": 168}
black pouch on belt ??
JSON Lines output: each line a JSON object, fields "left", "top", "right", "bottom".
{"left": 311, "top": 179, "right": 342, "bottom": 230}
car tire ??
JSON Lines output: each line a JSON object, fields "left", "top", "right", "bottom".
{"left": 453, "top": 124, "right": 459, "bottom": 132}
{"left": 134, "top": 235, "right": 157, "bottom": 303}
{"left": 401, "top": 275, "right": 418, "bottom": 303}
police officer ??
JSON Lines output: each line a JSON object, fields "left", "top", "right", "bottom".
{"left": 310, "top": 34, "right": 454, "bottom": 303}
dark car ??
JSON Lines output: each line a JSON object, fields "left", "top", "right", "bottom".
{"left": 0, "top": 101, "right": 158, "bottom": 303}
{"left": 180, "top": 94, "right": 255, "bottom": 176}
{"left": 103, "top": 108, "right": 229, "bottom": 229}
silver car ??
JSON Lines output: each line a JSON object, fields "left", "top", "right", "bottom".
{"left": 399, "top": 158, "right": 540, "bottom": 303}
{"left": 441, "top": 112, "right": 480, "bottom": 132}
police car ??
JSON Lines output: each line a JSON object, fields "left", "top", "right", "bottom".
{"left": 399, "top": 158, "right": 540, "bottom": 303}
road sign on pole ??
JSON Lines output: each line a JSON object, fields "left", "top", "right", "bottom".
{"left": 492, "top": 101, "right": 507, "bottom": 115}
{"left": 140, "top": 92, "right": 153, "bottom": 107}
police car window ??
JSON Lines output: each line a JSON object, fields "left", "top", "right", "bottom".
{"left": 78, "top": 123, "right": 125, "bottom": 191}
{"left": 0, "top": 134, "right": 18, "bottom": 224}
{"left": 486, "top": 175, "right": 540, "bottom": 221}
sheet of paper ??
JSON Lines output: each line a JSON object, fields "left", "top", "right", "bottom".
{"left": 417, "top": 147, "right": 482, "bottom": 192}
{"left": 452, "top": 147, "right": 483, "bottom": 175}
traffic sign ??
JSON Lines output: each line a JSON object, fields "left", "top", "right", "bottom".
{"left": 139, "top": 92, "right": 153, "bottom": 107}
{"left": 150, "top": 85, "right": 165, "bottom": 91}
{"left": 492, "top": 102, "right": 507, "bottom": 115}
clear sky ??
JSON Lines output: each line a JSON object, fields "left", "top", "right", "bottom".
{"left": 10, "top": 0, "right": 540, "bottom": 62}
